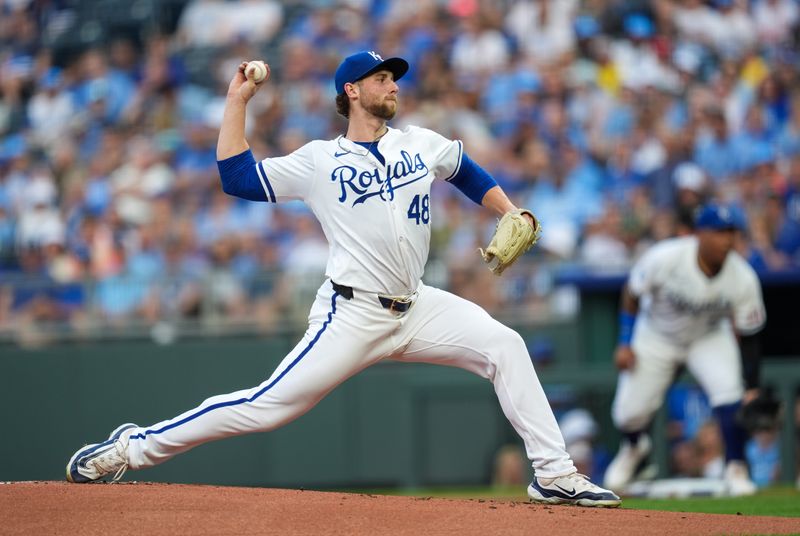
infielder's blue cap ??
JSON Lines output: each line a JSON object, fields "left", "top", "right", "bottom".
{"left": 334, "top": 51, "right": 409, "bottom": 95}
{"left": 695, "top": 203, "right": 745, "bottom": 231}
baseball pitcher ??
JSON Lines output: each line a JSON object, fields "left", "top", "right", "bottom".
{"left": 66, "top": 51, "right": 620, "bottom": 507}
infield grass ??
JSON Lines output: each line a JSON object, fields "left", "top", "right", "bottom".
{"left": 352, "top": 486, "right": 800, "bottom": 518}
{"left": 620, "top": 487, "right": 800, "bottom": 518}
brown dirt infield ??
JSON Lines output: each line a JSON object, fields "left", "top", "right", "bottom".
{"left": 2, "top": 481, "right": 799, "bottom": 535}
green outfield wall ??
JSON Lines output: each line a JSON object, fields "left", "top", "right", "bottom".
{"left": 1, "top": 331, "right": 796, "bottom": 488}
{"left": 2, "top": 272, "right": 798, "bottom": 488}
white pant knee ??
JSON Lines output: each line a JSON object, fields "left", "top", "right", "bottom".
{"left": 612, "top": 400, "right": 658, "bottom": 433}
{"left": 486, "top": 327, "right": 529, "bottom": 377}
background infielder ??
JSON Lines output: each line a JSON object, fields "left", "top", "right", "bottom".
{"left": 66, "top": 51, "right": 620, "bottom": 507}
{"left": 604, "top": 204, "right": 766, "bottom": 496}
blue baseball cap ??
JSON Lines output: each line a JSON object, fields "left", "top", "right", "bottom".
{"left": 334, "top": 51, "right": 409, "bottom": 95}
{"left": 694, "top": 204, "right": 744, "bottom": 231}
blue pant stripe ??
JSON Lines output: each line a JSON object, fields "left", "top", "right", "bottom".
{"left": 130, "top": 292, "right": 339, "bottom": 441}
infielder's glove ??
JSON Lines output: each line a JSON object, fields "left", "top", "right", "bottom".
{"left": 480, "top": 209, "right": 541, "bottom": 276}
{"left": 736, "top": 389, "right": 781, "bottom": 434}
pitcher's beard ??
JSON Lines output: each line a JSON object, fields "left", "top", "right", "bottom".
{"left": 365, "top": 99, "right": 396, "bottom": 120}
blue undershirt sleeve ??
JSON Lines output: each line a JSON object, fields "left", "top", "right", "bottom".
{"left": 448, "top": 152, "right": 498, "bottom": 205}
{"left": 217, "top": 149, "right": 270, "bottom": 202}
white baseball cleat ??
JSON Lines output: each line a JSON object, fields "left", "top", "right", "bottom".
{"left": 528, "top": 471, "right": 621, "bottom": 508}
{"left": 724, "top": 460, "right": 757, "bottom": 496}
{"left": 66, "top": 423, "right": 138, "bottom": 483}
{"left": 603, "top": 434, "right": 652, "bottom": 492}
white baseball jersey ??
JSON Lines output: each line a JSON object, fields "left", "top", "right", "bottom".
{"left": 115, "top": 123, "right": 579, "bottom": 483}
{"left": 256, "top": 125, "right": 463, "bottom": 295}
{"left": 629, "top": 236, "right": 766, "bottom": 346}
{"left": 612, "top": 236, "right": 767, "bottom": 428}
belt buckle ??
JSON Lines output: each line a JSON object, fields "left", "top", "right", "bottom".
{"left": 380, "top": 292, "right": 415, "bottom": 313}
{"left": 389, "top": 297, "right": 412, "bottom": 312}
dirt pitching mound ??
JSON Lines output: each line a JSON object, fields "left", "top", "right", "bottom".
{"left": 2, "top": 481, "right": 799, "bottom": 535}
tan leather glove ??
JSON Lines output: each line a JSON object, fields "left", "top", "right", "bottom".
{"left": 480, "top": 209, "right": 541, "bottom": 276}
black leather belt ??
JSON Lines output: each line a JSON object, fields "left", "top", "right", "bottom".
{"left": 331, "top": 281, "right": 353, "bottom": 300}
{"left": 331, "top": 281, "right": 414, "bottom": 312}
{"left": 377, "top": 296, "right": 413, "bottom": 312}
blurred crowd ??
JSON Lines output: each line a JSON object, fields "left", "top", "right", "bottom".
{"left": 1, "top": 0, "right": 800, "bottom": 342}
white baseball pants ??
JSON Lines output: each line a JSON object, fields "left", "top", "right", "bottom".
{"left": 126, "top": 279, "right": 575, "bottom": 478}
{"left": 611, "top": 320, "right": 744, "bottom": 432}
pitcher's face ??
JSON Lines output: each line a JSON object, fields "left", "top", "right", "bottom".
{"left": 356, "top": 70, "right": 398, "bottom": 120}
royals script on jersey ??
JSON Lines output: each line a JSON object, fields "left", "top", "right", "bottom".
{"left": 256, "top": 126, "right": 463, "bottom": 295}
{"left": 628, "top": 236, "right": 766, "bottom": 345}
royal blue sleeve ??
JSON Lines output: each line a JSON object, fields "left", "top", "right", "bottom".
{"left": 448, "top": 152, "right": 498, "bottom": 205}
{"left": 217, "top": 149, "right": 271, "bottom": 202}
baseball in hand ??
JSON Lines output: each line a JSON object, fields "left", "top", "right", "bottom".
{"left": 245, "top": 60, "right": 268, "bottom": 83}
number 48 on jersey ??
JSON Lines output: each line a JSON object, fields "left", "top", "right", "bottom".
{"left": 407, "top": 194, "right": 430, "bottom": 225}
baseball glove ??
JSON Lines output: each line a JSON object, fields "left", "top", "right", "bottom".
{"left": 480, "top": 209, "right": 541, "bottom": 276}
{"left": 737, "top": 389, "right": 781, "bottom": 434}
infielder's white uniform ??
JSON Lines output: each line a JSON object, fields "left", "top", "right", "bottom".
{"left": 612, "top": 236, "right": 767, "bottom": 431}
{"left": 125, "top": 126, "right": 576, "bottom": 478}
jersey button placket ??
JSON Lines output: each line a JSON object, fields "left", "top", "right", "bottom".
{"left": 385, "top": 164, "right": 413, "bottom": 289}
